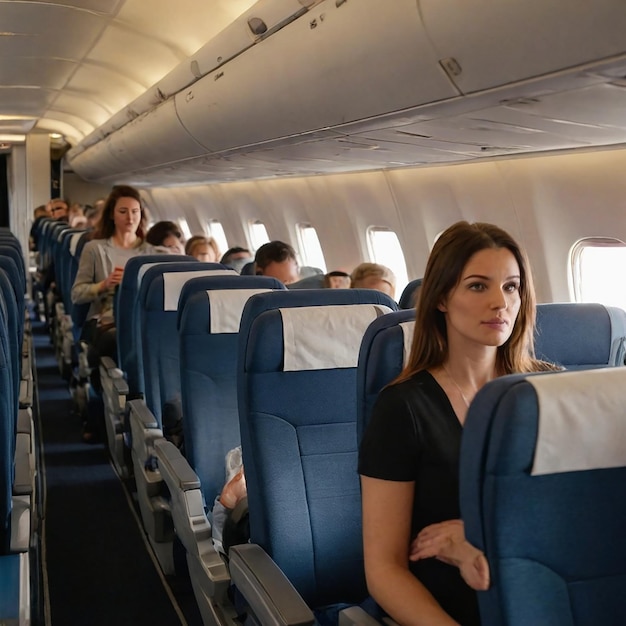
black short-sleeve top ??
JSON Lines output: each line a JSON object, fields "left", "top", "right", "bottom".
{"left": 358, "top": 370, "right": 480, "bottom": 626}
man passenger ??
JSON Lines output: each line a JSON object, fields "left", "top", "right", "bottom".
{"left": 254, "top": 240, "right": 299, "bottom": 285}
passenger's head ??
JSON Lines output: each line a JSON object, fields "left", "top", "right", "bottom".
{"left": 48, "top": 198, "right": 69, "bottom": 221}
{"left": 146, "top": 220, "right": 185, "bottom": 254}
{"left": 254, "top": 240, "right": 299, "bottom": 285}
{"left": 185, "top": 235, "right": 221, "bottom": 262}
{"left": 33, "top": 205, "right": 48, "bottom": 220}
{"left": 403, "top": 221, "right": 538, "bottom": 378}
{"left": 93, "top": 185, "right": 146, "bottom": 240}
{"left": 324, "top": 271, "right": 351, "bottom": 289}
{"left": 350, "top": 263, "right": 396, "bottom": 298}
{"left": 84, "top": 198, "right": 105, "bottom": 229}
{"left": 220, "top": 246, "right": 253, "bottom": 273}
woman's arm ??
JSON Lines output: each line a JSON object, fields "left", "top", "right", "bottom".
{"left": 71, "top": 243, "right": 120, "bottom": 304}
{"left": 361, "top": 475, "right": 460, "bottom": 626}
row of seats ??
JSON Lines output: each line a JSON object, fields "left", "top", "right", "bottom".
{"left": 30, "top": 217, "right": 626, "bottom": 624}
{"left": 103, "top": 249, "right": 626, "bottom": 624}
{"left": 0, "top": 228, "right": 37, "bottom": 626}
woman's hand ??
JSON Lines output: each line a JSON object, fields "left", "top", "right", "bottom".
{"left": 409, "top": 520, "right": 490, "bottom": 591}
{"left": 100, "top": 266, "right": 124, "bottom": 292}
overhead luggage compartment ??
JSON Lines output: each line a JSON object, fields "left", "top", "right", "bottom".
{"left": 419, "top": 0, "right": 626, "bottom": 94}
{"left": 174, "top": 0, "right": 457, "bottom": 153}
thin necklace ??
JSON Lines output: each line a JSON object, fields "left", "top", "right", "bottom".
{"left": 442, "top": 363, "right": 474, "bottom": 408}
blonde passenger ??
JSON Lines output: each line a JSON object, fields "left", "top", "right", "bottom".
{"left": 359, "top": 221, "right": 557, "bottom": 626}
{"left": 185, "top": 235, "right": 221, "bottom": 262}
{"left": 351, "top": 262, "right": 396, "bottom": 299}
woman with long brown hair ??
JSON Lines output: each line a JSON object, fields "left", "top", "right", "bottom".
{"left": 71, "top": 184, "right": 158, "bottom": 440}
{"left": 359, "top": 221, "right": 556, "bottom": 625}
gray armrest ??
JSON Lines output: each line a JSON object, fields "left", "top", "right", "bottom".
{"left": 112, "top": 376, "right": 129, "bottom": 396}
{"left": 100, "top": 355, "right": 119, "bottom": 373}
{"left": 10, "top": 496, "right": 31, "bottom": 553}
{"left": 17, "top": 409, "right": 32, "bottom": 435}
{"left": 128, "top": 398, "right": 159, "bottom": 429}
{"left": 19, "top": 378, "right": 32, "bottom": 409}
{"left": 338, "top": 607, "right": 386, "bottom": 626}
{"left": 13, "top": 433, "right": 33, "bottom": 496}
{"left": 154, "top": 439, "right": 201, "bottom": 491}
{"left": 229, "top": 544, "right": 315, "bottom": 626}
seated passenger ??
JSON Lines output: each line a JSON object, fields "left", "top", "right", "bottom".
{"left": 146, "top": 220, "right": 186, "bottom": 254}
{"left": 254, "top": 240, "right": 299, "bottom": 285}
{"left": 323, "top": 270, "right": 351, "bottom": 289}
{"left": 185, "top": 235, "right": 221, "bottom": 262}
{"left": 220, "top": 246, "right": 253, "bottom": 273}
{"left": 69, "top": 202, "right": 87, "bottom": 228}
{"left": 351, "top": 262, "right": 396, "bottom": 299}
{"left": 211, "top": 447, "right": 249, "bottom": 555}
{"left": 71, "top": 185, "right": 159, "bottom": 441}
{"left": 359, "top": 221, "right": 557, "bottom": 626}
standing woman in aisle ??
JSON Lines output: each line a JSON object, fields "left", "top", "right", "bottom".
{"left": 71, "top": 184, "right": 159, "bottom": 441}
{"left": 359, "top": 221, "right": 557, "bottom": 626}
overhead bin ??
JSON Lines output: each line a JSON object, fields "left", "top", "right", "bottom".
{"left": 174, "top": 0, "right": 456, "bottom": 152}
{"left": 419, "top": 0, "right": 626, "bottom": 94}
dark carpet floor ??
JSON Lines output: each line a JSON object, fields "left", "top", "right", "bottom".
{"left": 34, "top": 322, "right": 202, "bottom": 626}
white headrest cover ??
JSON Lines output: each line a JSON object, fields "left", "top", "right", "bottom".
{"left": 281, "top": 304, "right": 392, "bottom": 371}
{"left": 530, "top": 367, "right": 626, "bottom": 475}
{"left": 208, "top": 289, "right": 271, "bottom": 334}
{"left": 137, "top": 262, "right": 161, "bottom": 287}
{"left": 69, "top": 232, "right": 83, "bottom": 257}
{"left": 163, "top": 270, "right": 236, "bottom": 311}
{"left": 400, "top": 321, "right": 415, "bottom": 366}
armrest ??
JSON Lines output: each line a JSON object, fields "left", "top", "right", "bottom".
{"left": 13, "top": 434, "right": 33, "bottom": 496}
{"left": 100, "top": 356, "right": 120, "bottom": 373}
{"left": 16, "top": 409, "right": 32, "bottom": 435}
{"left": 10, "top": 496, "right": 31, "bottom": 553}
{"left": 229, "top": 544, "right": 315, "bottom": 626}
{"left": 128, "top": 398, "right": 159, "bottom": 429}
{"left": 19, "top": 378, "right": 32, "bottom": 409}
{"left": 154, "top": 439, "right": 201, "bottom": 491}
{"left": 338, "top": 607, "right": 386, "bottom": 626}
{"left": 112, "top": 376, "right": 129, "bottom": 396}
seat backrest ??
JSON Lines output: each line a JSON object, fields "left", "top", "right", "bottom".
{"left": 0, "top": 255, "right": 24, "bottom": 345}
{"left": 0, "top": 286, "right": 12, "bottom": 554}
{"left": 461, "top": 368, "right": 626, "bottom": 626}
{"left": 238, "top": 289, "right": 397, "bottom": 607}
{"left": 398, "top": 277, "right": 422, "bottom": 309}
{"left": 535, "top": 302, "right": 626, "bottom": 369}
{"left": 116, "top": 254, "right": 191, "bottom": 396}
{"left": 356, "top": 309, "right": 416, "bottom": 442}
{"left": 178, "top": 275, "right": 285, "bottom": 505}
{"left": 139, "top": 263, "right": 234, "bottom": 422}
{"left": 356, "top": 302, "right": 626, "bottom": 443}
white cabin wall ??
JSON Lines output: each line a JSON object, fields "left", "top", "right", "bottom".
{"left": 126, "top": 146, "right": 626, "bottom": 304}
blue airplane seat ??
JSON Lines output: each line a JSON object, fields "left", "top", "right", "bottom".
{"left": 287, "top": 274, "right": 325, "bottom": 289}
{"left": 138, "top": 263, "right": 234, "bottom": 425}
{"left": 233, "top": 289, "right": 397, "bottom": 620}
{"left": 0, "top": 256, "right": 24, "bottom": 345}
{"left": 115, "top": 254, "right": 192, "bottom": 398}
{"left": 535, "top": 302, "right": 626, "bottom": 368}
{"left": 460, "top": 368, "right": 626, "bottom": 626}
{"left": 177, "top": 275, "right": 285, "bottom": 508}
{"left": 239, "top": 261, "right": 255, "bottom": 275}
{"left": 0, "top": 270, "right": 20, "bottom": 419}
{"left": 355, "top": 302, "right": 626, "bottom": 446}
{"left": 356, "top": 309, "right": 416, "bottom": 442}
{"left": 398, "top": 277, "right": 422, "bottom": 309}
{"left": 0, "top": 300, "right": 13, "bottom": 554}
{"left": 0, "top": 245, "right": 25, "bottom": 294}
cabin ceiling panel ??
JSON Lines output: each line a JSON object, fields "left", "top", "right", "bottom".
{"left": 0, "top": 57, "right": 77, "bottom": 89}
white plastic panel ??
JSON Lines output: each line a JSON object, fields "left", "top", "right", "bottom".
{"left": 420, "top": 0, "right": 626, "bottom": 94}
{"left": 175, "top": 0, "right": 457, "bottom": 152}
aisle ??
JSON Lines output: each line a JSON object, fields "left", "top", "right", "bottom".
{"left": 34, "top": 322, "right": 201, "bottom": 625}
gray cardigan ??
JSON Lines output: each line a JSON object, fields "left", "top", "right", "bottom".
{"left": 71, "top": 238, "right": 160, "bottom": 323}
